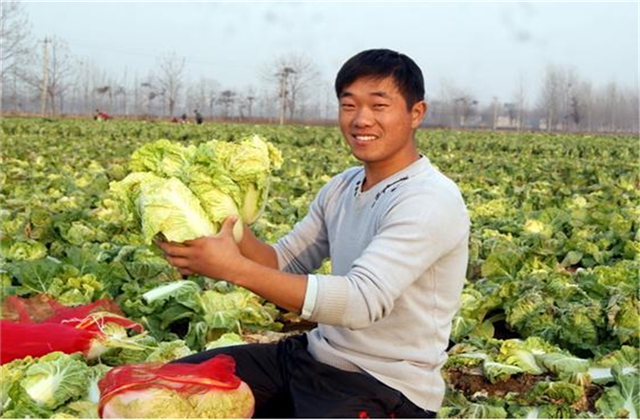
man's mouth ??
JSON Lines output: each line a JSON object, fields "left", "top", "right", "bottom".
{"left": 353, "top": 134, "right": 378, "bottom": 142}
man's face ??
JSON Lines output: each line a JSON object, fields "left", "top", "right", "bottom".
{"left": 338, "top": 76, "right": 426, "bottom": 168}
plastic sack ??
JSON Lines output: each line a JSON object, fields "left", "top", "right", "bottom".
{"left": 0, "top": 295, "right": 143, "bottom": 364}
{"left": 98, "top": 354, "right": 255, "bottom": 418}
{"left": 0, "top": 321, "right": 96, "bottom": 364}
{"left": 1, "top": 295, "right": 123, "bottom": 323}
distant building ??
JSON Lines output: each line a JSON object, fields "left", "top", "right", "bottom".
{"left": 495, "top": 116, "right": 517, "bottom": 129}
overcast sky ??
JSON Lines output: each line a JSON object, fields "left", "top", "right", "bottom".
{"left": 23, "top": 2, "right": 639, "bottom": 103}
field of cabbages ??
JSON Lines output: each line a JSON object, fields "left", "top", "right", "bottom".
{"left": 0, "top": 117, "right": 638, "bottom": 418}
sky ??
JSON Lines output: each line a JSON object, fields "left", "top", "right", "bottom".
{"left": 23, "top": 1, "right": 639, "bottom": 104}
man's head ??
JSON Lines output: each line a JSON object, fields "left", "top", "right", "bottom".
{"left": 335, "top": 49, "right": 425, "bottom": 110}
{"left": 334, "top": 49, "right": 427, "bottom": 173}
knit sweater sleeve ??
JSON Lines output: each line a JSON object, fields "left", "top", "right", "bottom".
{"left": 271, "top": 178, "right": 335, "bottom": 274}
{"left": 308, "top": 190, "right": 470, "bottom": 328}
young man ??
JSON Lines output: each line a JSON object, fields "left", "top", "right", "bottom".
{"left": 158, "top": 49, "right": 469, "bottom": 418}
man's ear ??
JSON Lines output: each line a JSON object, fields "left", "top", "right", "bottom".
{"left": 411, "top": 100, "right": 428, "bottom": 129}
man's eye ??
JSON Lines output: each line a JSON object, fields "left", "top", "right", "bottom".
{"left": 341, "top": 103, "right": 355, "bottom": 110}
{"left": 373, "top": 104, "right": 388, "bottom": 109}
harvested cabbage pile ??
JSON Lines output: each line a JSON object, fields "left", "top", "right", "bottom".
{"left": 110, "top": 135, "right": 282, "bottom": 244}
{"left": 98, "top": 354, "right": 254, "bottom": 418}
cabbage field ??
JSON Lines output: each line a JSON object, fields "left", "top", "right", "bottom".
{"left": 1, "top": 117, "right": 638, "bottom": 418}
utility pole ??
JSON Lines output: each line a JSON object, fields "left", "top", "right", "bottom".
{"left": 277, "top": 67, "right": 295, "bottom": 125}
{"left": 247, "top": 95, "right": 255, "bottom": 119}
{"left": 40, "top": 38, "right": 50, "bottom": 116}
{"left": 122, "top": 67, "right": 128, "bottom": 116}
{"left": 492, "top": 97, "right": 499, "bottom": 131}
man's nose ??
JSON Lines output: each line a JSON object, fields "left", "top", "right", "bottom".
{"left": 353, "top": 107, "right": 375, "bottom": 128}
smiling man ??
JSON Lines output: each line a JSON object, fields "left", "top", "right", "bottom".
{"left": 159, "top": 49, "right": 470, "bottom": 418}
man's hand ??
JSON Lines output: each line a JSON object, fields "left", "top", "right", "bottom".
{"left": 157, "top": 215, "right": 308, "bottom": 314}
{"left": 156, "top": 215, "right": 243, "bottom": 280}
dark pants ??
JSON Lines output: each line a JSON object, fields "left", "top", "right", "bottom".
{"left": 174, "top": 334, "right": 436, "bottom": 418}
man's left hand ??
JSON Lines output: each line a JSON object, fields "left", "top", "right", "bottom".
{"left": 156, "top": 215, "right": 243, "bottom": 280}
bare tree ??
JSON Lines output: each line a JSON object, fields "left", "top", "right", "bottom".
{"left": 93, "top": 82, "right": 126, "bottom": 115}
{"left": 140, "top": 72, "right": 164, "bottom": 116}
{"left": 561, "top": 68, "right": 579, "bottom": 131}
{"left": 237, "top": 87, "right": 257, "bottom": 120}
{"left": 575, "top": 80, "right": 594, "bottom": 132}
{"left": 433, "top": 79, "right": 477, "bottom": 127}
{"left": 264, "top": 53, "right": 320, "bottom": 124}
{"left": 538, "top": 65, "right": 564, "bottom": 131}
{"left": 454, "top": 96, "right": 478, "bottom": 127}
{"left": 218, "top": 90, "right": 236, "bottom": 118}
{"left": 512, "top": 73, "right": 528, "bottom": 130}
{"left": 245, "top": 88, "right": 256, "bottom": 119}
{"left": 71, "top": 59, "right": 100, "bottom": 115}
{"left": 132, "top": 74, "right": 142, "bottom": 115}
{"left": 602, "top": 82, "right": 639, "bottom": 133}
{"left": 602, "top": 82, "right": 618, "bottom": 132}
{"left": 0, "top": 0, "right": 32, "bottom": 112}
{"left": 321, "top": 80, "right": 337, "bottom": 121}
{"left": 117, "top": 68, "right": 129, "bottom": 115}
{"left": 187, "top": 77, "right": 219, "bottom": 117}
{"left": 21, "top": 37, "right": 74, "bottom": 115}
{"left": 256, "top": 87, "right": 277, "bottom": 121}
{"left": 624, "top": 86, "right": 640, "bottom": 132}
{"left": 156, "top": 53, "right": 185, "bottom": 117}
{"left": 491, "top": 97, "right": 500, "bottom": 129}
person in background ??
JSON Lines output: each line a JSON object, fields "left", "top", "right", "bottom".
{"left": 94, "top": 109, "right": 109, "bottom": 121}
{"left": 159, "top": 48, "right": 470, "bottom": 418}
{"left": 194, "top": 109, "right": 203, "bottom": 124}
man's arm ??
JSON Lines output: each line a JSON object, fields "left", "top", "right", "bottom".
{"left": 159, "top": 178, "right": 334, "bottom": 315}
{"left": 226, "top": 255, "right": 308, "bottom": 314}
{"left": 237, "top": 224, "right": 279, "bottom": 269}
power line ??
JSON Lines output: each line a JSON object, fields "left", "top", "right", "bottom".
{"left": 62, "top": 38, "right": 246, "bottom": 69}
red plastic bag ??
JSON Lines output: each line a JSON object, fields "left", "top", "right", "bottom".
{"left": 2, "top": 295, "right": 123, "bottom": 323}
{"left": 0, "top": 295, "right": 143, "bottom": 364}
{"left": 0, "top": 321, "right": 96, "bottom": 364}
{"left": 98, "top": 354, "right": 255, "bottom": 418}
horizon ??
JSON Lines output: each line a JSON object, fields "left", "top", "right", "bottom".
{"left": 21, "top": 2, "right": 639, "bottom": 105}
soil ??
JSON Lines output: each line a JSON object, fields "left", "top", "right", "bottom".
{"left": 277, "top": 312, "right": 317, "bottom": 332}
{"left": 491, "top": 318, "right": 521, "bottom": 340}
{"left": 584, "top": 384, "right": 604, "bottom": 412}
{"left": 242, "top": 330, "right": 303, "bottom": 344}
{"left": 564, "top": 265, "right": 581, "bottom": 274}
{"left": 446, "top": 368, "right": 548, "bottom": 396}
{"left": 446, "top": 368, "right": 605, "bottom": 411}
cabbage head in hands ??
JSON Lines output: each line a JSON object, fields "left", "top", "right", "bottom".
{"left": 110, "top": 135, "right": 282, "bottom": 244}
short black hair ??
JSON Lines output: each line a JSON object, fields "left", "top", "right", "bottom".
{"left": 335, "top": 49, "right": 425, "bottom": 109}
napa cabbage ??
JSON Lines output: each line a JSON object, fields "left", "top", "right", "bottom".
{"left": 205, "top": 332, "right": 246, "bottom": 350}
{"left": 19, "top": 352, "right": 90, "bottom": 410}
{"left": 110, "top": 135, "right": 281, "bottom": 244}
{"left": 100, "top": 382, "right": 254, "bottom": 419}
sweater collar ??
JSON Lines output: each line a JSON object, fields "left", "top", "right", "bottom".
{"left": 355, "top": 156, "right": 432, "bottom": 197}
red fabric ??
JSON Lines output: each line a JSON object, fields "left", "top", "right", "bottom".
{"left": 98, "top": 355, "right": 242, "bottom": 417}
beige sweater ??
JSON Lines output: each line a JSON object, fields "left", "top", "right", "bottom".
{"left": 273, "top": 156, "right": 469, "bottom": 412}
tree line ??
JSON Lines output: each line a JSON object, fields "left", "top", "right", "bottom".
{"left": 1, "top": 0, "right": 638, "bottom": 133}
